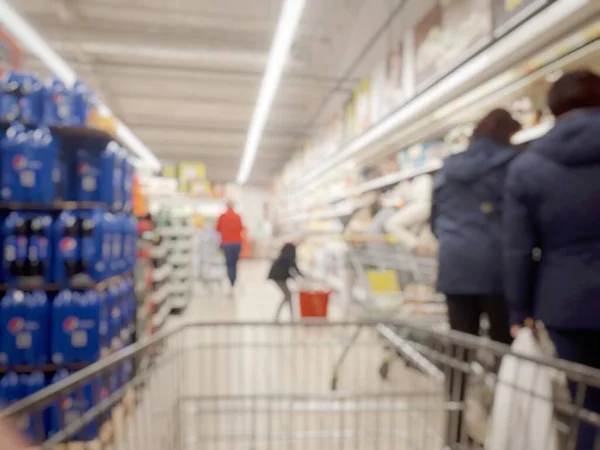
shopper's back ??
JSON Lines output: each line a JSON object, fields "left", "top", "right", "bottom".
{"left": 433, "top": 135, "right": 518, "bottom": 294}
{"left": 505, "top": 109, "right": 600, "bottom": 328}
{"left": 216, "top": 206, "right": 243, "bottom": 245}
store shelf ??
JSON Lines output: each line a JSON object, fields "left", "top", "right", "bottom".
{"left": 169, "top": 255, "right": 192, "bottom": 266}
{"left": 152, "top": 264, "right": 172, "bottom": 283}
{"left": 0, "top": 272, "right": 132, "bottom": 293}
{"left": 151, "top": 283, "right": 170, "bottom": 306}
{"left": 512, "top": 120, "right": 554, "bottom": 145}
{"left": 152, "top": 299, "right": 172, "bottom": 328}
{"left": 150, "top": 245, "right": 168, "bottom": 260}
{"left": 170, "top": 284, "right": 191, "bottom": 295}
{"left": 171, "top": 295, "right": 189, "bottom": 311}
{"left": 159, "top": 227, "right": 193, "bottom": 238}
{"left": 0, "top": 200, "right": 112, "bottom": 211}
{"left": 353, "top": 160, "right": 444, "bottom": 195}
{"left": 171, "top": 268, "right": 191, "bottom": 279}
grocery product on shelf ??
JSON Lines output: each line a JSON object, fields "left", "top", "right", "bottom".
{"left": 0, "top": 68, "right": 139, "bottom": 444}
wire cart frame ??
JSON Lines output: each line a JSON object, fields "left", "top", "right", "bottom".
{"left": 3, "top": 321, "right": 600, "bottom": 450}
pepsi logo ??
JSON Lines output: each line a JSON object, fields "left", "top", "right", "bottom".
{"left": 7, "top": 317, "right": 25, "bottom": 334}
{"left": 17, "top": 237, "right": 27, "bottom": 246}
{"left": 78, "top": 162, "right": 90, "bottom": 174}
{"left": 12, "top": 155, "right": 27, "bottom": 171}
{"left": 62, "top": 316, "right": 79, "bottom": 333}
{"left": 60, "top": 237, "right": 77, "bottom": 252}
{"left": 61, "top": 397, "right": 73, "bottom": 410}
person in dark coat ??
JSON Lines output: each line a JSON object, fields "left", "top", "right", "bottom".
{"left": 431, "top": 109, "right": 520, "bottom": 446}
{"left": 504, "top": 70, "right": 600, "bottom": 450}
{"left": 432, "top": 108, "right": 520, "bottom": 343}
{"left": 268, "top": 243, "right": 303, "bottom": 321}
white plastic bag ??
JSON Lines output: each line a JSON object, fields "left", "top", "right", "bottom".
{"left": 486, "top": 328, "right": 559, "bottom": 450}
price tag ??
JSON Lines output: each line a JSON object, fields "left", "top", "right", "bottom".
{"left": 71, "top": 330, "right": 88, "bottom": 348}
{"left": 16, "top": 332, "right": 32, "bottom": 349}
{"left": 20, "top": 170, "right": 35, "bottom": 188}
{"left": 83, "top": 175, "right": 97, "bottom": 192}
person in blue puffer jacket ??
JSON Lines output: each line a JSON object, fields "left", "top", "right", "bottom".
{"left": 432, "top": 108, "right": 520, "bottom": 343}
{"left": 432, "top": 109, "right": 521, "bottom": 446}
{"left": 504, "top": 70, "right": 600, "bottom": 450}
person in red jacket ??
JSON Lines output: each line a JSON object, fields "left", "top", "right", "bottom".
{"left": 216, "top": 202, "right": 244, "bottom": 290}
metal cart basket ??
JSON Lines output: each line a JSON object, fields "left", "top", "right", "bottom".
{"left": 3, "top": 321, "right": 600, "bottom": 450}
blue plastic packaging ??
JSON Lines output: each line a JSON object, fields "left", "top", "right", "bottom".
{"left": 0, "top": 72, "right": 44, "bottom": 124}
{"left": 72, "top": 80, "right": 92, "bottom": 126}
{"left": 0, "top": 372, "right": 22, "bottom": 404}
{"left": 27, "top": 128, "right": 59, "bottom": 204}
{"left": 27, "top": 214, "right": 53, "bottom": 282}
{"left": 48, "top": 370, "right": 99, "bottom": 440}
{"left": 0, "top": 123, "right": 28, "bottom": 203}
{"left": 0, "top": 290, "right": 49, "bottom": 366}
{"left": 0, "top": 72, "right": 23, "bottom": 122}
{"left": 53, "top": 211, "right": 80, "bottom": 285}
{"left": 75, "top": 148, "right": 102, "bottom": 203}
{"left": 2, "top": 212, "right": 28, "bottom": 284}
{"left": 80, "top": 209, "right": 106, "bottom": 281}
{"left": 51, "top": 290, "right": 101, "bottom": 364}
{"left": 27, "top": 291, "right": 50, "bottom": 365}
{"left": 22, "top": 371, "right": 48, "bottom": 441}
{"left": 43, "top": 78, "right": 73, "bottom": 126}
{"left": 20, "top": 74, "right": 45, "bottom": 125}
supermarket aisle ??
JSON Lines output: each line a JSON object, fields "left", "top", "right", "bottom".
{"left": 147, "top": 260, "right": 446, "bottom": 450}
{"left": 179, "top": 259, "right": 290, "bottom": 322}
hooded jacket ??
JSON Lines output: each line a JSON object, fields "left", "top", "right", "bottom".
{"left": 432, "top": 137, "right": 519, "bottom": 294}
{"left": 268, "top": 243, "right": 302, "bottom": 281}
{"left": 504, "top": 109, "right": 600, "bottom": 329}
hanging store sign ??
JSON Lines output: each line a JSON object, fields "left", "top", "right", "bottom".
{"left": 178, "top": 162, "right": 207, "bottom": 193}
{"left": 415, "top": 0, "right": 493, "bottom": 90}
{"left": 492, "top": 0, "right": 548, "bottom": 37}
{"left": 161, "top": 164, "right": 178, "bottom": 179}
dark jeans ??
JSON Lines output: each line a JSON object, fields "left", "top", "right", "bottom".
{"left": 221, "top": 243, "right": 241, "bottom": 286}
{"left": 444, "top": 294, "right": 512, "bottom": 445}
{"left": 274, "top": 280, "right": 292, "bottom": 321}
{"left": 547, "top": 328, "right": 600, "bottom": 450}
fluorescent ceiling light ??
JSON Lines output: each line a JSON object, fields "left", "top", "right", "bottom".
{"left": 0, "top": 0, "right": 161, "bottom": 171}
{"left": 0, "top": 0, "right": 76, "bottom": 86}
{"left": 116, "top": 123, "right": 162, "bottom": 171}
{"left": 236, "top": 0, "right": 307, "bottom": 185}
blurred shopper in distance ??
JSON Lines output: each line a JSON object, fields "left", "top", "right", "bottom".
{"left": 216, "top": 202, "right": 243, "bottom": 293}
{"left": 432, "top": 108, "right": 520, "bottom": 343}
{"left": 432, "top": 109, "right": 520, "bottom": 446}
{"left": 268, "top": 243, "right": 302, "bottom": 321}
{"left": 504, "top": 70, "right": 600, "bottom": 450}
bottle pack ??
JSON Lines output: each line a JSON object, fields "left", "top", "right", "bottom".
{"left": 53, "top": 211, "right": 80, "bottom": 285}
{"left": 2, "top": 212, "right": 28, "bottom": 284}
{"left": 0, "top": 125, "right": 60, "bottom": 204}
{"left": 51, "top": 290, "right": 102, "bottom": 364}
{"left": 0, "top": 290, "right": 50, "bottom": 366}
{"left": 0, "top": 72, "right": 45, "bottom": 124}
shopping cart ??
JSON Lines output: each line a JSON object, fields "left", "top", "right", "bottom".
{"left": 339, "top": 235, "right": 447, "bottom": 385}
{"left": 4, "top": 321, "right": 600, "bottom": 450}
{"left": 197, "top": 228, "right": 227, "bottom": 291}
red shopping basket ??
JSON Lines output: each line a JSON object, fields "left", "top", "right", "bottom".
{"left": 299, "top": 289, "right": 330, "bottom": 318}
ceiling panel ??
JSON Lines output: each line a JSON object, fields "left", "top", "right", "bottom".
{"left": 13, "top": 0, "right": 369, "bottom": 185}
